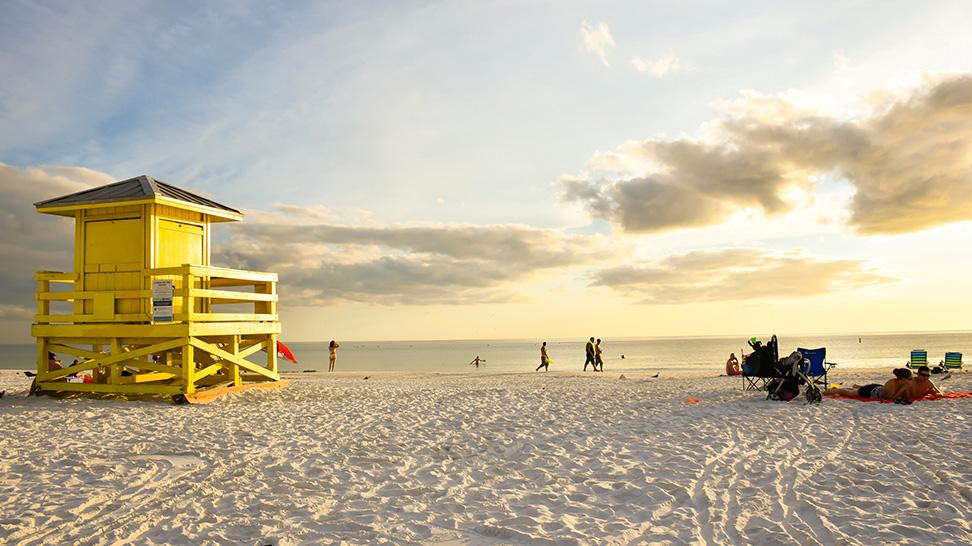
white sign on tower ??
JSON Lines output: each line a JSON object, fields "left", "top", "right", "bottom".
{"left": 152, "top": 279, "right": 174, "bottom": 323}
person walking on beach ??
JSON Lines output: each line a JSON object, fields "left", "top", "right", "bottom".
{"left": 328, "top": 340, "right": 340, "bottom": 372}
{"left": 537, "top": 342, "right": 551, "bottom": 372}
{"left": 584, "top": 337, "right": 596, "bottom": 371}
{"left": 594, "top": 338, "right": 604, "bottom": 372}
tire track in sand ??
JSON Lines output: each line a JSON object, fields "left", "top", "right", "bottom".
{"left": 771, "top": 405, "right": 859, "bottom": 546}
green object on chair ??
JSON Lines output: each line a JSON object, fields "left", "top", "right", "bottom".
{"left": 944, "top": 352, "right": 963, "bottom": 370}
{"left": 907, "top": 349, "right": 927, "bottom": 369}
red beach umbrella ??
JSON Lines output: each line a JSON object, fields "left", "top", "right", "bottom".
{"left": 276, "top": 341, "right": 298, "bottom": 363}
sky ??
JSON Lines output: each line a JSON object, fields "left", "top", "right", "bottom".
{"left": 2, "top": 0, "right": 972, "bottom": 343}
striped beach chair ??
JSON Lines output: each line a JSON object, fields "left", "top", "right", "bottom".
{"left": 943, "top": 352, "right": 963, "bottom": 370}
{"left": 906, "top": 349, "right": 927, "bottom": 369}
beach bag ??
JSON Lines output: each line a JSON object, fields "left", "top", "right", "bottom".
{"left": 743, "top": 352, "right": 759, "bottom": 375}
{"left": 767, "top": 377, "right": 800, "bottom": 401}
{"left": 745, "top": 347, "right": 775, "bottom": 376}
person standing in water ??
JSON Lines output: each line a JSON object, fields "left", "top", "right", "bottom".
{"left": 594, "top": 338, "right": 604, "bottom": 372}
{"left": 328, "top": 340, "right": 340, "bottom": 372}
{"left": 584, "top": 337, "right": 597, "bottom": 371}
{"left": 537, "top": 342, "right": 551, "bottom": 372}
{"left": 469, "top": 355, "right": 486, "bottom": 368}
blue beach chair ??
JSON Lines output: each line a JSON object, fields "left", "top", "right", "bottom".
{"left": 797, "top": 347, "right": 836, "bottom": 387}
{"left": 943, "top": 352, "right": 963, "bottom": 370}
{"left": 907, "top": 350, "right": 928, "bottom": 369}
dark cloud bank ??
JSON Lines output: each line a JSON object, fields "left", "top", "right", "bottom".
{"left": 215, "top": 221, "right": 604, "bottom": 305}
{"left": 0, "top": 165, "right": 112, "bottom": 320}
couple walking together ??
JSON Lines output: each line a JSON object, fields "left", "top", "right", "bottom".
{"left": 585, "top": 337, "right": 604, "bottom": 372}
{"left": 534, "top": 337, "right": 605, "bottom": 372}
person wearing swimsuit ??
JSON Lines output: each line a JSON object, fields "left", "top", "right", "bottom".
{"left": 824, "top": 368, "right": 913, "bottom": 399}
{"left": 594, "top": 339, "right": 604, "bottom": 372}
{"left": 328, "top": 340, "right": 340, "bottom": 372}
{"left": 583, "top": 337, "right": 596, "bottom": 371}
{"left": 909, "top": 366, "right": 943, "bottom": 399}
{"left": 537, "top": 342, "right": 550, "bottom": 372}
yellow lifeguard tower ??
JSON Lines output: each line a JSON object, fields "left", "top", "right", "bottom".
{"left": 31, "top": 175, "right": 286, "bottom": 403}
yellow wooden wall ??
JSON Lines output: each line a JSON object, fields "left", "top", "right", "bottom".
{"left": 79, "top": 206, "right": 144, "bottom": 315}
{"left": 71, "top": 203, "right": 212, "bottom": 319}
{"left": 153, "top": 205, "right": 210, "bottom": 315}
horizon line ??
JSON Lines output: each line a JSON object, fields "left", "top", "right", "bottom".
{"left": 5, "top": 327, "right": 970, "bottom": 346}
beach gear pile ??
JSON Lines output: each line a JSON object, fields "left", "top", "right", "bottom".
{"left": 744, "top": 335, "right": 822, "bottom": 404}
{"left": 767, "top": 351, "right": 822, "bottom": 403}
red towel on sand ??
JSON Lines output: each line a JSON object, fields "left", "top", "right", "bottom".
{"left": 825, "top": 392, "right": 972, "bottom": 403}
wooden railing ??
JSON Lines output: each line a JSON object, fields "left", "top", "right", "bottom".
{"left": 35, "top": 265, "right": 278, "bottom": 324}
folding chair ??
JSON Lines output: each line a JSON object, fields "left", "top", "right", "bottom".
{"left": 797, "top": 347, "right": 836, "bottom": 387}
{"left": 943, "top": 352, "right": 963, "bottom": 370}
{"left": 742, "top": 367, "right": 772, "bottom": 391}
{"left": 906, "top": 349, "right": 927, "bottom": 369}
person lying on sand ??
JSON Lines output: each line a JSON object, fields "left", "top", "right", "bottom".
{"left": 824, "top": 368, "right": 913, "bottom": 401}
{"left": 910, "top": 366, "right": 943, "bottom": 399}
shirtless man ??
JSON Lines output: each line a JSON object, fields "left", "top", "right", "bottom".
{"left": 583, "top": 337, "right": 596, "bottom": 371}
{"left": 536, "top": 342, "right": 550, "bottom": 372}
{"left": 909, "top": 366, "right": 943, "bottom": 399}
{"left": 824, "top": 368, "right": 913, "bottom": 400}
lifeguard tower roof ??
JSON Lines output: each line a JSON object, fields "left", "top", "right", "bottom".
{"left": 34, "top": 175, "right": 242, "bottom": 222}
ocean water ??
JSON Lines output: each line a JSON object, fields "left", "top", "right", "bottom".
{"left": 3, "top": 331, "right": 969, "bottom": 373}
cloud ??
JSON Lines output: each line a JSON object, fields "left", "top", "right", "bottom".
{"left": 580, "top": 20, "right": 615, "bottom": 66}
{"left": 561, "top": 73, "right": 972, "bottom": 235}
{"left": 631, "top": 54, "right": 681, "bottom": 77}
{"left": 244, "top": 203, "right": 338, "bottom": 225}
{"left": 213, "top": 207, "right": 612, "bottom": 306}
{"left": 0, "top": 165, "right": 611, "bottom": 313}
{"left": 0, "top": 164, "right": 113, "bottom": 317}
{"left": 0, "top": 304, "right": 34, "bottom": 320}
{"left": 592, "top": 248, "right": 893, "bottom": 304}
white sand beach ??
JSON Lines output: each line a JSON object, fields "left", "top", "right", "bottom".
{"left": 1, "top": 368, "right": 971, "bottom": 545}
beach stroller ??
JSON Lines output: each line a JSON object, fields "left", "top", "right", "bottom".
{"left": 766, "top": 351, "right": 822, "bottom": 403}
